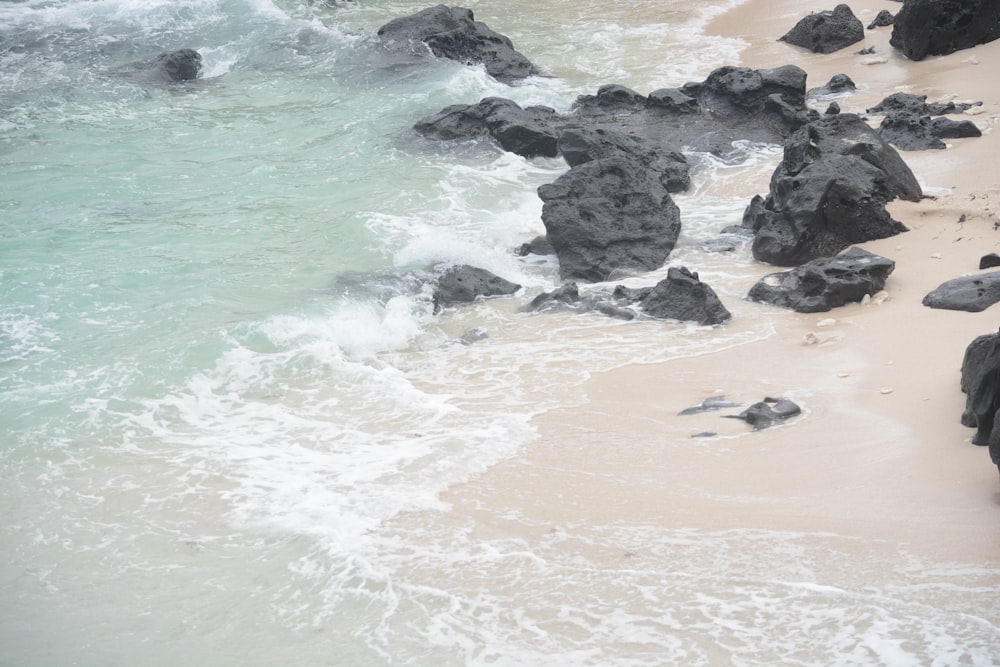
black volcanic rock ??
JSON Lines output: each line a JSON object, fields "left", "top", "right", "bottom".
{"left": 557, "top": 127, "right": 691, "bottom": 193}
{"left": 866, "top": 92, "right": 982, "bottom": 150}
{"left": 867, "top": 9, "right": 895, "bottom": 29}
{"left": 537, "top": 157, "right": 681, "bottom": 282}
{"left": 779, "top": 4, "right": 865, "bottom": 54}
{"left": 377, "top": 5, "right": 540, "bottom": 83}
{"left": 432, "top": 265, "right": 521, "bottom": 311}
{"left": 980, "top": 253, "right": 1000, "bottom": 270}
{"left": 960, "top": 329, "right": 1000, "bottom": 474}
{"left": 748, "top": 247, "right": 895, "bottom": 312}
{"left": 154, "top": 49, "right": 202, "bottom": 82}
{"left": 923, "top": 272, "right": 1000, "bottom": 312}
{"left": 745, "top": 113, "right": 921, "bottom": 266}
{"left": 612, "top": 267, "right": 731, "bottom": 325}
{"left": 890, "top": 0, "right": 1000, "bottom": 61}
{"left": 807, "top": 73, "right": 856, "bottom": 99}
{"left": 727, "top": 397, "right": 802, "bottom": 430}
{"left": 414, "top": 64, "right": 818, "bottom": 162}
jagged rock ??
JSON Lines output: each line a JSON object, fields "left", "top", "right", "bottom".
{"left": 825, "top": 101, "right": 841, "bottom": 115}
{"left": 523, "top": 269, "right": 729, "bottom": 325}
{"left": 557, "top": 127, "right": 691, "bottom": 193}
{"left": 867, "top": 9, "right": 895, "bottom": 29}
{"left": 748, "top": 247, "right": 895, "bottom": 312}
{"left": 376, "top": 5, "right": 540, "bottom": 82}
{"left": 890, "top": 0, "right": 1000, "bottom": 61}
{"left": 779, "top": 4, "right": 865, "bottom": 54}
{"left": 537, "top": 157, "right": 681, "bottom": 282}
{"left": 922, "top": 271, "right": 1000, "bottom": 312}
{"left": 155, "top": 49, "right": 202, "bottom": 82}
{"left": 414, "top": 64, "right": 817, "bottom": 162}
{"left": 745, "top": 113, "right": 921, "bottom": 266}
{"left": 727, "top": 397, "right": 802, "bottom": 430}
{"left": 414, "top": 97, "right": 560, "bottom": 158}
{"left": 432, "top": 265, "right": 521, "bottom": 311}
{"left": 866, "top": 92, "right": 982, "bottom": 150}
{"left": 959, "top": 329, "right": 1000, "bottom": 473}
{"left": 611, "top": 267, "right": 731, "bottom": 325}
{"left": 980, "top": 253, "right": 1000, "bottom": 270}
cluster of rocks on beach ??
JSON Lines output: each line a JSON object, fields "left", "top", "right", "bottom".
{"left": 157, "top": 1, "right": 1000, "bottom": 465}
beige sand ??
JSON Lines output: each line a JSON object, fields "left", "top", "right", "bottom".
{"left": 445, "top": 0, "right": 1000, "bottom": 571}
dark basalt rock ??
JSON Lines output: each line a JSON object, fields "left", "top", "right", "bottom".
{"left": 154, "top": 49, "right": 202, "bottom": 82}
{"left": 890, "top": 0, "right": 1000, "bottom": 61}
{"left": 523, "top": 268, "right": 730, "bottom": 325}
{"left": 980, "top": 253, "right": 1000, "bottom": 270}
{"left": 866, "top": 92, "right": 982, "bottom": 150}
{"left": 779, "top": 4, "right": 865, "bottom": 54}
{"left": 557, "top": 128, "right": 691, "bottom": 193}
{"left": 748, "top": 247, "right": 895, "bottom": 313}
{"left": 414, "top": 97, "right": 560, "bottom": 158}
{"left": 612, "top": 267, "right": 732, "bottom": 325}
{"left": 414, "top": 64, "right": 818, "bottom": 161}
{"left": 515, "top": 235, "right": 554, "bottom": 257}
{"left": 537, "top": 157, "right": 681, "bottom": 282}
{"left": 727, "top": 397, "right": 802, "bottom": 430}
{"left": 922, "top": 271, "right": 1000, "bottom": 312}
{"left": 867, "top": 9, "right": 895, "bottom": 29}
{"left": 959, "top": 329, "right": 1000, "bottom": 473}
{"left": 432, "top": 265, "right": 521, "bottom": 311}
{"left": 376, "top": 5, "right": 539, "bottom": 83}
{"left": 807, "top": 73, "right": 856, "bottom": 99}
{"left": 745, "top": 113, "right": 921, "bottom": 266}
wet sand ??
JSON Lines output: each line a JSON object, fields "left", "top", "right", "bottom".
{"left": 445, "top": 0, "right": 1000, "bottom": 593}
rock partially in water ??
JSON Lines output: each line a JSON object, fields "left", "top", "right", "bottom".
{"left": 377, "top": 5, "right": 540, "bottom": 83}
{"left": 154, "top": 49, "right": 202, "bottom": 82}
{"left": 748, "top": 248, "right": 896, "bottom": 313}
{"left": 779, "top": 4, "right": 865, "bottom": 54}
{"left": 727, "top": 397, "right": 802, "bottom": 430}
{"left": 432, "top": 264, "right": 521, "bottom": 311}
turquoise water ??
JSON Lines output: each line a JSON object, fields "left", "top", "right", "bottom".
{"left": 3, "top": 1, "right": 999, "bottom": 665}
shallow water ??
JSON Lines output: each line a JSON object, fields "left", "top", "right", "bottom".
{"left": 2, "top": 0, "right": 998, "bottom": 665}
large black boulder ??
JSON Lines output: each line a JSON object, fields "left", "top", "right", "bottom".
{"left": 748, "top": 247, "right": 895, "bottom": 312}
{"left": 537, "top": 157, "right": 681, "bottom": 282}
{"left": 612, "top": 267, "right": 732, "bottom": 325}
{"left": 413, "top": 97, "right": 560, "bottom": 158}
{"left": 922, "top": 272, "right": 1000, "bottom": 312}
{"left": 890, "top": 0, "right": 1000, "bottom": 61}
{"left": 745, "top": 113, "right": 921, "bottom": 266}
{"left": 779, "top": 4, "right": 865, "bottom": 54}
{"left": 432, "top": 265, "right": 521, "bottom": 311}
{"left": 557, "top": 127, "right": 691, "bottom": 193}
{"left": 959, "top": 329, "right": 1000, "bottom": 473}
{"left": 376, "top": 5, "right": 540, "bottom": 83}
{"left": 154, "top": 49, "right": 202, "bottom": 82}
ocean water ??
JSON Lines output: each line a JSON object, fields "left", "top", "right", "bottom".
{"left": 2, "top": 0, "right": 998, "bottom": 665}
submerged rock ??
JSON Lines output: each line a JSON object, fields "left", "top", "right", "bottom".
{"left": 748, "top": 247, "right": 895, "bottom": 313}
{"left": 922, "top": 272, "right": 1000, "bottom": 312}
{"left": 744, "top": 113, "right": 921, "bottom": 266}
{"left": 377, "top": 5, "right": 540, "bottom": 83}
{"left": 779, "top": 4, "right": 865, "bottom": 54}
{"left": 154, "top": 49, "right": 202, "bottom": 82}
{"left": 679, "top": 396, "right": 742, "bottom": 415}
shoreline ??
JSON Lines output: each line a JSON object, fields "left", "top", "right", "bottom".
{"left": 444, "top": 0, "right": 1000, "bottom": 568}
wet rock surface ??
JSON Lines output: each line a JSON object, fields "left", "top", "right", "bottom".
{"left": 779, "top": 4, "right": 865, "bottom": 54}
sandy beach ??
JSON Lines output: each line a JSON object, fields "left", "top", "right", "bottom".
{"left": 445, "top": 0, "right": 1000, "bottom": 583}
